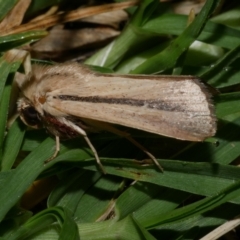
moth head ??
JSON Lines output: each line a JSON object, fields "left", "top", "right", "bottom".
{"left": 17, "top": 98, "right": 42, "bottom": 129}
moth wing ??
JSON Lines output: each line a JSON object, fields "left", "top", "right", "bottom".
{"left": 46, "top": 74, "right": 216, "bottom": 141}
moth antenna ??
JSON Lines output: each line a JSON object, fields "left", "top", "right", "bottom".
{"left": 45, "top": 136, "right": 60, "bottom": 164}
{"left": 83, "top": 135, "right": 106, "bottom": 174}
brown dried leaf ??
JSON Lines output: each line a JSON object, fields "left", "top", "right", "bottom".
{"left": 81, "top": 10, "right": 129, "bottom": 29}
{"left": 0, "top": 0, "right": 31, "bottom": 31}
{"left": 3, "top": 49, "right": 30, "bottom": 64}
{"left": 29, "top": 5, "right": 59, "bottom": 23}
{"left": 31, "top": 25, "right": 120, "bottom": 60}
{"left": 171, "top": 0, "right": 206, "bottom": 14}
{"left": 1, "top": 1, "right": 138, "bottom": 36}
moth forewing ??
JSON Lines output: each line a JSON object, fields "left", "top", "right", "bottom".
{"left": 17, "top": 62, "right": 216, "bottom": 172}
{"left": 44, "top": 64, "right": 216, "bottom": 141}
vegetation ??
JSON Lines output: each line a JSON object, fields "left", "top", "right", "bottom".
{"left": 1, "top": 0, "right": 240, "bottom": 239}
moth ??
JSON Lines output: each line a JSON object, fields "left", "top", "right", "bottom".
{"left": 16, "top": 62, "right": 216, "bottom": 173}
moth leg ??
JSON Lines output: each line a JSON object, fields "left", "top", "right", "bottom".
{"left": 83, "top": 134, "right": 106, "bottom": 174}
{"left": 123, "top": 134, "right": 164, "bottom": 172}
{"left": 52, "top": 118, "right": 106, "bottom": 174}
{"left": 85, "top": 120, "right": 163, "bottom": 172}
{"left": 63, "top": 120, "right": 106, "bottom": 173}
{"left": 44, "top": 136, "right": 60, "bottom": 163}
{"left": 44, "top": 130, "right": 106, "bottom": 173}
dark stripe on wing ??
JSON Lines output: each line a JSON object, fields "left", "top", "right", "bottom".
{"left": 57, "top": 95, "right": 185, "bottom": 112}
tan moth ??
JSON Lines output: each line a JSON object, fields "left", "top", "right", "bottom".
{"left": 16, "top": 62, "right": 216, "bottom": 173}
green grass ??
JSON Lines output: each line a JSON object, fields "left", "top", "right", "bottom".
{"left": 1, "top": 0, "right": 240, "bottom": 239}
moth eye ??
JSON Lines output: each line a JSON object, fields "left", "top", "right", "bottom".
{"left": 21, "top": 106, "right": 41, "bottom": 128}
